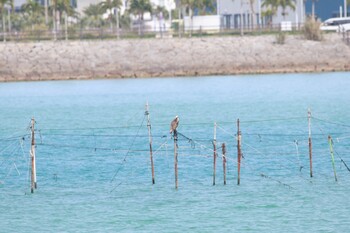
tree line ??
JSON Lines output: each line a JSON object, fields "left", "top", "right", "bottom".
{"left": 0, "top": 0, "right": 347, "bottom": 41}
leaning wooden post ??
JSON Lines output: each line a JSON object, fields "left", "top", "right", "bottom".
{"left": 174, "top": 130, "right": 178, "bottom": 189}
{"left": 222, "top": 143, "right": 227, "bottom": 185}
{"left": 328, "top": 135, "right": 338, "bottom": 182}
{"left": 30, "top": 118, "right": 37, "bottom": 193}
{"left": 237, "top": 119, "right": 242, "bottom": 185}
{"left": 308, "top": 108, "right": 313, "bottom": 177}
{"left": 213, "top": 122, "right": 217, "bottom": 186}
{"left": 145, "top": 102, "right": 155, "bottom": 184}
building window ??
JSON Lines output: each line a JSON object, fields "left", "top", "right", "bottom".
{"left": 71, "top": 0, "right": 77, "bottom": 8}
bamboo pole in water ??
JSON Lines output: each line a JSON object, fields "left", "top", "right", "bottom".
{"left": 328, "top": 135, "right": 338, "bottom": 182}
{"left": 213, "top": 122, "right": 217, "bottom": 186}
{"left": 237, "top": 119, "right": 242, "bottom": 185}
{"left": 174, "top": 130, "right": 178, "bottom": 189}
{"left": 145, "top": 102, "right": 155, "bottom": 184}
{"left": 222, "top": 143, "right": 226, "bottom": 185}
{"left": 30, "top": 118, "right": 37, "bottom": 193}
{"left": 308, "top": 108, "right": 313, "bottom": 177}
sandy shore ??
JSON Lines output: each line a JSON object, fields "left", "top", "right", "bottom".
{"left": 0, "top": 33, "right": 349, "bottom": 82}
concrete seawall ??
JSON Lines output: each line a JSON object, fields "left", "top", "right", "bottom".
{"left": 0, "top": 34, "right": 350, "bottom": 82}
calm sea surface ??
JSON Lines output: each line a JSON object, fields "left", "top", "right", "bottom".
{"left": 1, "top": 73, "right": 350, "bottom": 232}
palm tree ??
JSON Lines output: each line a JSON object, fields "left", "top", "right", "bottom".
{"left": 99, "top": 0, "right": 122, "bottom": 38}
{"left": 84, "top": 4, "right": 103, "bottom": 18}
{"left": 129, "top": 0, "right": 152, "bottom": 36}
{"left": 175, "top": 0, "right": 182, "bottom": 37}
{"left": 280, "top": 0, "right": 295, "bottom": 19}
{"left": 44, "top": 0, "right": 48, "bottom": 24}
{"left": 153, "top": 5, "right": 169, "bottom": 20}
{"left": 50, "top": 0, "right": 77, "bottom": 39}
{"left": 82, "top": 4, "right": 103, "bottom": 28}
{"left": 181, "top": 0, "right": 214, "bottom": 36}
{"left": 21, "top": 0, "right": 44, "bottom": 30}
{"left": 56, "top": 0, "right": 76, "bottom": 20}
{"left": 196, "top": 0, "right": 215, "bottom": 15}
{"left": 50, "top": 0, "right": 58, "bottom": 39}
{"left": 262, "top": 8, "right": 276, "bottom": 27}
{"left": 0, "top": 0, "right": 13, "bottom": 42}
{"left": 262, "top": 0, "right": 295, "bottom": 20}
{"left": 181, "top": 0, "right": 196, "bottom": 37}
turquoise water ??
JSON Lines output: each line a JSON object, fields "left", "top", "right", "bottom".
{"left": 1, "top": 73, "right": 350, "bottom": 232}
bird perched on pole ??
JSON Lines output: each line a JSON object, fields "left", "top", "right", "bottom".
{"left": 170, "top": 116, "right": 179, "bottom": 134}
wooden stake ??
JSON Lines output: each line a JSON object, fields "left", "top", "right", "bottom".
{"left": 174, "top": 130, "right": 178, "bottom": 189}
{"left": 237, "top": 119, "right": 242, "bottom": 185}
{"left": 145, "top": 102, "right": 155, "bottom": 184}
{"left": 213, "top": 122, "right": 217, "bottom": 186}
{"left": 308, "top": 108, "right": 313, "bottom": 177}
{"left": 222, "top": 143, "right": 227, "bottom": 185}
{"left": 30, "top": 118, "right": 37, "bottom": 193}
{"left": 328, "top": 135, "right": 338, "bottom": 182}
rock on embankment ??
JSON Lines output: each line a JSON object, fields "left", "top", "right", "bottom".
{"left": 0, "top": 34, "right": 349, "bottom": 82}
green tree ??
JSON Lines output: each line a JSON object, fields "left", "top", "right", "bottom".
{"left": 99, "top": 0, "right": 122, "bottom": 35}
{"left": 56, "top": 0, "right": 77, "bottom": 20}
{"left": 84, "top": 3, "right": 103, "bottom": 18}
{"left": 21, "top": 0, "right": 44, "bottom": 29}
{"left": 11, "top": 12, "right": 26, "bottom": 31}
{"left": 0, "top": 0, "right": 13, "bottom": 42}
{"left": 262, "top": 8, "right": 276, "bottom": 27}
{"left": 181, "top": 0, "right": 196, "bottom": 36}
{"left": 262, "top": 0, "right": 295, "bottom": 20}
{"left": 180, "top": 0, "right": 214, "bottom": 36}
{"left": 196, "top": 0, "right": 215, "bottom": 15}
{"left": 50, "top": 0, "right": 77, "bottom": 39}
{"left": 99, "top": 0, "right": 122, "bottom": 21}
{"left": 82, "top": 3, "right": 103, "bottom": 28}
{"left": 153, "top": 5, "right": 169, "bottom": 20}
{"left": 129, "top": 0, "right": 152, "bottom": 36}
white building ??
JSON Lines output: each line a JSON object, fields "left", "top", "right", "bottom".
{"left": 151, "top": 0, "right": 175, "bottom": 12}
{"left": 13, "top": 0, "right": 26, "bottom": 9}
{"left": 217, "top": 0, "right": 306, "bottom": 29}
{"left": 75, "top": 0, "right": 175, "bottom": 15}
{"left": 76, "top": 0, "right": 103, "bottom": 14}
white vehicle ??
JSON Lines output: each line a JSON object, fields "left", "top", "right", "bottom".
{"left": 337, "top": 23, "right": 350, "bottom": 33}
{"left": 320, "top": 17, "right": 350, "bottom": 31}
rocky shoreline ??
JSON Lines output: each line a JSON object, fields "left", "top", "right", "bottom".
{"left": 0, "top": 33, "right": 349, "bottom": 82}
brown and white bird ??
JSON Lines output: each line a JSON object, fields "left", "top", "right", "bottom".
{"left": 170, "top": 116, "right": 179, "bottom": 134}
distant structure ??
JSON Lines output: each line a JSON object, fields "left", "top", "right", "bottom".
{"left": 13, "top": 0, "right": 26, "bottom": 11}
{"left": 13, "top": 0, "right": 77, "bottom": 12}
{"left": 181, "top": 0, "right": 306, "bottom": 32}
{"left": 75, "top": 0, "right": 101, "bottom": 14}
{"left": 217, "top": 0, "right": 305, "bottom": 29}
{"left": 184, "top": 0, "right": 350, "bottom": 31}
